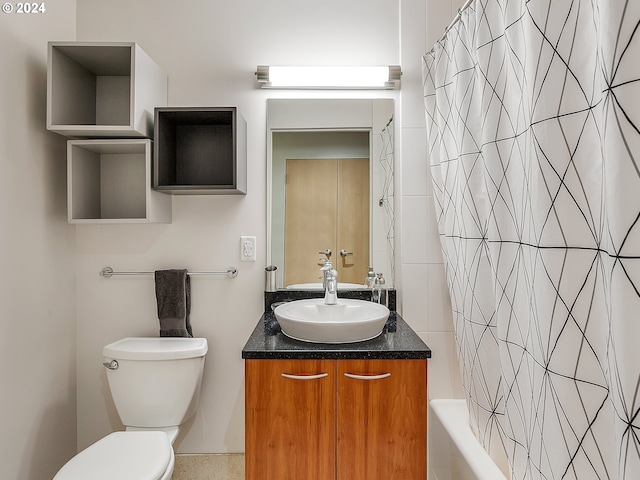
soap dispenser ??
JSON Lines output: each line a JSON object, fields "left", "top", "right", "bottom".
{"left": 372, "top": 273, "right": 387, "bottom": 307}
{"left": 365, "top": 267, "right": 376, "bottom": 289}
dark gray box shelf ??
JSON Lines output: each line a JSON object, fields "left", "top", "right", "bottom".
{"left": 154, "top": 107, "right": 247, "bottom": 194}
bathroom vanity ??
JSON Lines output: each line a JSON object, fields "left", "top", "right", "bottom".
{"left": 242, "top": 291, "right": 431, "bottom": 480}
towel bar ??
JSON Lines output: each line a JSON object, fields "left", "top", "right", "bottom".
{"left": 100, "top": 266, "right": 238, "bottom": 279}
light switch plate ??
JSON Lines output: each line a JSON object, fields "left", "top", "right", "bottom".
{"left": 240, "top": 236, "right": 256, "bottom": 262}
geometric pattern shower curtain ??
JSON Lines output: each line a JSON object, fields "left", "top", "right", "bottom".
{"left": 423, "top": 1, "right": 640, "bottom": 478}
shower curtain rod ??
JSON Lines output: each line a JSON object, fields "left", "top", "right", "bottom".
{"left": 432, "top": 0, "right": 476, "bottom": 49}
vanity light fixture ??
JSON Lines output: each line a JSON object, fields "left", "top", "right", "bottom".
{"left": 255, "top": 65, "right": 402, "bottom": 89}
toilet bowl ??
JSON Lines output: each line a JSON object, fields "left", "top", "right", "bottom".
{"left": 53, "top": 337, "right": 208, "bottom": 480}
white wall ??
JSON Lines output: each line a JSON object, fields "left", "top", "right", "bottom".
{"left": 0, "top": 0, "right": 471, "bottom": 475}
{"left": 399, "top": 0, "right": 467, "bottom": 403}
{"left": 74, "top": 0, "right": 400, "bottom": 454}
{"left": 0, "top": 4, "right": 78, "bottom": 479}
{"left": 72, "top": 0, "right": 466, "bottom": 456}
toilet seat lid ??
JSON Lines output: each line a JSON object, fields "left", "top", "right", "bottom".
{"left": 54, "top": 431, "right": 171, "bottom": 480}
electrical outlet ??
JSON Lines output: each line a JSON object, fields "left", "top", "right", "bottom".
{"left": 240, "top": 236, "right": 256, "bottom": 262}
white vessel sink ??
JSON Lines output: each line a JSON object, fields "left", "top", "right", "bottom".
{"left": 274, "top": 298, "right": 390, "bottom": 343}
{"left": 286, "top": 282, "right": 367, "bottom": 290}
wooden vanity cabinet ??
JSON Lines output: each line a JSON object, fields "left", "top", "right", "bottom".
{"left": 245, "top": 359, "right": 336, "bottom": 480}
{"left": 245, "top": 359, "right": 427, "bottom": 480}
{"left": 337, "top": 359, "right": 427, "bottom": 480}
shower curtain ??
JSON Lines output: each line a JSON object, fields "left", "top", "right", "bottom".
{"left": 423, "top": 1, "right": 640, "bottom": 479}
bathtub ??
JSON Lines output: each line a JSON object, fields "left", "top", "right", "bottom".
{"left": 429, "top": 399, "right": 508, "bottom": 480}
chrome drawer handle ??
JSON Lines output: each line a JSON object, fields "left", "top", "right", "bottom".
{"left": 344, "top": 372, "right": 391, "bottom": 380}
{"left": 281, "top": 373, "right": 329, "bottom": 380}
{"left": 102, "top": 360, "right": 119, "bottom": 370}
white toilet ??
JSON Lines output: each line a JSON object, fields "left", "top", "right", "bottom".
{"left": 53, "top": 337, "right": 208, "bottom": 480}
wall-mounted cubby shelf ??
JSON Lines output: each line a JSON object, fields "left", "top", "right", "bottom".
{"left": 67, "top": 139, "right": 172, "bottom": 223}
{"left": 154, "top": 107, "right": 247, "bottom": 194}
{"left": 47, "top": 42, "right": 167, "bottom": 138}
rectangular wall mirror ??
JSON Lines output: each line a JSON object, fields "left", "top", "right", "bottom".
{"left": 267, "top": 98, "right": 395, "bottom": 290}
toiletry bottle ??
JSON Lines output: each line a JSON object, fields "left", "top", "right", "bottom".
{"left": 373, "top": 273, "right": 387, "bottom": 306}
{"left": 365, "top": 267, "right": 376, "bottom": 288}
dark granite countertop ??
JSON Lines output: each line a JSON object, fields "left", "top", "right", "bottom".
{"left": 241, "top": 290, "right": 431, "bottom": 360}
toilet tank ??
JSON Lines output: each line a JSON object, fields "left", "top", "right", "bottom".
{"left": 103, "top": 337, "right": 208, "bottom": 428}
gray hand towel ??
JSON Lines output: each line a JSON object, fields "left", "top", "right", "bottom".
{"left": 154, "top": 269, "right": 193, "bottom": 337}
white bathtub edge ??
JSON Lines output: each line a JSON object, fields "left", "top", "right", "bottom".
{"left": 430, "top": 399, "right": 508, "bottom": 480}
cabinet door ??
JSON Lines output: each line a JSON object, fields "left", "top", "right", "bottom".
{"left": 337, "top": 360, "right": 427, "bottom": 480}
{"left": 245, "top": 359, "right": 336, "bottom": 480}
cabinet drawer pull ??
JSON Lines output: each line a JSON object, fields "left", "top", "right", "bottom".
{"left": 344, "top": 372, "right": 391, "bottom": 380}
{"left": 281, "top": 373, "right": 329, "bottom": 380}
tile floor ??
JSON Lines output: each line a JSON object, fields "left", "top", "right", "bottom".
{"left": 173, "top": 454, "right": 244, "bottom": 480}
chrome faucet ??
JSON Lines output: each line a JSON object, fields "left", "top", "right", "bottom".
{"left": 321, "top": 261, "right": 338, "bottom": 305}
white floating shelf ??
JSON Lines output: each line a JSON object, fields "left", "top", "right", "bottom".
{"left": 67, "top": 139, "right": 172, "bottom": 223}
{"left": 47, "top": 41, "right": 167, "bottom": 138}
